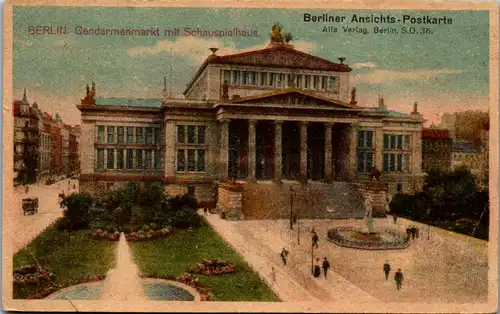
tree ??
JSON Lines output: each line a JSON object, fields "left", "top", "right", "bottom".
{"left": 59, "top": 193, "right": 93, "bottom": 230}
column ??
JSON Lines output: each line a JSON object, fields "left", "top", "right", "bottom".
{"left": 375, "top": 128, "right": 383, "bottom": 171}
{"left": 164, "top": 121, "right": 176, "bottom": 177}
{"left": 274, "top": 121, "right": 283, "bottom": 180}
{"left": 113, "top": 149, "right": 117, "bottom": 170}
{"left": 248, "top": 119, "right": 257, "bottom": 180}
{"left": 220, "top": 119, "right": 230, "bottom": 179}
{"left": 300, "top": 121, "right": 308, "bottom": 180}
{"left": 324, "top": 123, "right": 333, "bottom": 182}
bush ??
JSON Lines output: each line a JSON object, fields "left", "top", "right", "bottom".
{"left": 171, "top": 206, "right": 201, "bottom": 229}
{"left": 142, "top": 224, "right": 150, "bottom": 232}
{"left": 170, "top": 194, "right": 198, "bottom": 211}
{"left": 59, "top": 193, "right": 93, "bottom": 231}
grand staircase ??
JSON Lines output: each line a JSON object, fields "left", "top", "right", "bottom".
{"left": 242, "top": 181, "right": 365, "bottom": 220}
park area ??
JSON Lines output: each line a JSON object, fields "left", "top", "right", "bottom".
{"left": 12, "top": 182, "right": 277, "bottom": 302}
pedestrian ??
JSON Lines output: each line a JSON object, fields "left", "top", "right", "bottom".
{"left": 312, "top": 230, "right": 319, "bottom": 249}
{"left": 393, "top": 215, "right": 397, "bottom": 224}
{"left": 394, "top": 268, "right": 404, "bottom": 290}
{"left": 203, "top": 207, "right": 208, "bottom": 215}
{"left": 383, "top": 261, "right": 391, "bottom": 280}
{"left": 313, "top": 258, "right": 321, "bottom": 278}
{"left": 270, "top": 267, "right": 276, "bottom": 283}
{"left": 406, "top": 227, "right": 411, "bottom": 239}
{"left": 25, "top": 185, "right": 29, "bottom": 194}
{"left": 280, "top": 248, "right": 289, "bottom": 266}
{"left": 416, "top": 226, "right": 420, "bottom": 238}
{"left": 322, "top": 257, "right": 330, "bottom": 279}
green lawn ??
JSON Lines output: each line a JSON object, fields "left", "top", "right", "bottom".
{"left": 13, "top": 224, "right": 117, "bottom": 299}
{"left": 130, "top": 223, "right": 279, "bottom": 302}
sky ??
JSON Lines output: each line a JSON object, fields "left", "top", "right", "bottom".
{"left": 12, "top": 6, "right": 490, "bottom": 126}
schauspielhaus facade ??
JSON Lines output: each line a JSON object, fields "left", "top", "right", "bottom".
{"left": 78, "top": 25, "right": 425, "bottom": 216}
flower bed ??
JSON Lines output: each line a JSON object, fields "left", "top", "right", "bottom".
{"left": 25, "top": 276, "right": 104, "bottom": 300}
{"left": 192, "top": 259, "right": 235, "bottom": 276}
{"left": 14, "top": 265, "right": 53, "bottom": 286}
{"left": 327, "top": 227, "right": 410, "bottom": 250}
{"left": 91, "top": 227, "right": 173, "bottom": 242}
{"left": 126, "top": 227, "right": 172, "bottom": 242}
{"left": 91, "top": 229, "right": 120, "bottom": 241}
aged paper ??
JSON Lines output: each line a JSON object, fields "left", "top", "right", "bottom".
{"left": 3, "top": 0, "right": 499, "bottom": 312}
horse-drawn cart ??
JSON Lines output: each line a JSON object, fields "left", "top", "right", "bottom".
{"left": 22, "top": 198, "right": 38, "bottom": 215}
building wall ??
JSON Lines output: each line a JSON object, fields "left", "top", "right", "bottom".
{"left": 187, "top": 64, "right": 350, "bottom": 102}
{"left": 422, "top": 138, "right": 452, "bottom": 172}
{"left": 51, "top": 126, "right": 62, "bottom": 175}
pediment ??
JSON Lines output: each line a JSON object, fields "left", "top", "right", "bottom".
{"left": 229, "top": 90, "right": 355, "bottom": 109}
{"left": 214, "top": 45, "right": 351, "bottom": 72}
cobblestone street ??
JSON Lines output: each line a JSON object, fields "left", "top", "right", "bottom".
{"left": 204, "top": 213, "right": 488, "bottom": 303}
{"left": 9, "top": 179, "right": 79, "bottom": 253}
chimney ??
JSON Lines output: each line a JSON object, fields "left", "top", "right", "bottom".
{"left": 378, "top": 96, "right": 386, "bottom": 109}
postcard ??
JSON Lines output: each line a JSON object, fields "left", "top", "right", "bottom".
{"left": 3, "top": 0, "right": 498, "bottom": 312}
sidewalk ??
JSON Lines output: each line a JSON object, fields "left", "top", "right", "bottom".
{"left": 203, "top": 212, "right": 321, "bottom": 302}
{"left": 9, "top": 179, "right": 79, "bottom": 253}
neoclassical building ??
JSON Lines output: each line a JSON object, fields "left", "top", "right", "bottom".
{"left": 78, "top": 25, "right": 425, "bottom": 216}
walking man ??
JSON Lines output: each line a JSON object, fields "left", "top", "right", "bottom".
{"left": 322, "top": 257, "right": 330, "bottom": 279}
{"left": 312, "top": 230, "right": 319, "bottom": 249}
{"left": 394, "top": 268, "right": 404, "bottom": 290}
{"left": 313, "top": 258, "right": 321, "bottom": 278}
{"left": 383, "top": 261, "right": 391, "bottom": 280}
{"left": 280, "top": 248, "right": 289, "bottom": 266}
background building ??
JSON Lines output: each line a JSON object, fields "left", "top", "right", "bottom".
{"left": 421, "top": 128, "right": 452, "bottom": 173}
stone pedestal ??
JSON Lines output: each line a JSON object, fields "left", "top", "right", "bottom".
{"left": 354, "top": 181, "right": 389, "bottom": 218}
{"left": 216, "top": 181, "right": 244, "bottom": 220}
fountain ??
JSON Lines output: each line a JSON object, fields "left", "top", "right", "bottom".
{"left": 327, "top": 195, "right": 410, "bottom": 250}
{"left": 46, "top": 233, "right": 200, "bottom": 301}
{"left": 100, "top": 233, "right": 147, "bottom": 300}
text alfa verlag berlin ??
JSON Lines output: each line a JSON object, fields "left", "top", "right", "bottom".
{"left": 27, "top": 26, "right": 260, "bottom": 37}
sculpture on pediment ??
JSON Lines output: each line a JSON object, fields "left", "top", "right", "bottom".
{"left": 271, "top": 23, "right": 284, "bottom": 43}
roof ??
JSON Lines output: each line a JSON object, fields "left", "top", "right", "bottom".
{"left": 422, "top": 129, "right": 451, "bottom": 140}
{"left": 184, "top": 44, "right": 351, "bottom": 95}
{"left": 452, "top": 140, "right": 481, "bottom": 153}
{"left": 227, "top": 88, "right": 357, "bottom": 109}
{"left": 362, "top": 108, "right": 412, "bottom": 119}
{"left": 95, "top": 97, "right": 162, "bottom": 108}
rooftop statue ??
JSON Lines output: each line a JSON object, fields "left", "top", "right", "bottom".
{"left": 271, "top": 23, "right": 284, "bottom": 43}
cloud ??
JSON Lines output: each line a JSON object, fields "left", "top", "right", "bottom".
{"left": 351, "top": 62, "right": 377, "bottom": 69}
{"left": 128, "top": 38, "right": 317, "bottom": 63}
{"left": 352, "top": 68, "right": 463, "bottom": 85}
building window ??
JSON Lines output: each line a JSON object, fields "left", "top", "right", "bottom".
{"left": 232, "top": 71, "right": 240, "bottom": 85}
{"left": 223, "top": 70, "right": 230, "bottom": 84}
{"left": 269, "top": 73, "right": 276, "bottom": 87}
{"left": 383, "top": 153, "right": 410, "bottom": 172}
{"left": 97, "top": 148, "right": 104, "bottom": 169}
{"left": 328, "top": 77, "right": 336, "bottom": 90}
{"left": 145, "top": 127, "right": 153, "bottom": 144}
{"left": 126, "top": 149, "right": 133, "bottom": 169}
{"left": 107, "top": 126, "right": 115, "bottom": 144}
{"left": 117, "top": 149, "right": 124, "bottom": 169}
{"left": 197, "top": 150, "right": 205, "bottom": 171}
{"left": 136, "top": 149, "right": 143, "bottom": 169}
{"left": 279, "top": 73, "right": 285, "bottom": 88}
{"left": 107, "top": 148, "right": 114, "bottom": 169}
{"left": 357, "top": 151, "right": 373, "bottom": 173}
{"left": 154, "top": 150, "right": 162, "bottom": 169}
{"left": 260, "top": 72, "right": 267, "bottom": 86}
{"left": 187, "top": 149, "right": 196, "bottom": 171}
{"left": 242, "top": 71, "right": 249, "bottom": 85}
{"left": 198, "top": 126, "right": 206, "bottom": 144}
{"left": 126, "top": 127, "right": 133, "bottom": 144}
{"left": 396, "top": 183, "right": 403, "bottom": 194}
{"left": 383, "top": 134, "right": 411, "bottom": 150}
{"left": 321, "top": 76, "right": 327, "bottom": 90}
{"left": 145, "top": 149, "right": 152, "bottom": 169}
{"left": 313, "top": 76, "right": 319, "bottom": 89}
{"left": 358, "top": 131, "right": 374, "bottom": 148}
{"left": 136, "top": 127, "right": 144, "bottom": 144}
{"left": 305, "top": 76, "right": 311, "bottom": 89}
{"left": 117, "top": 127, "right": 124, "bottom": 144}
{"left": 251, "top": 72, "right": 258, "bottom": 85}
{"left": 154, "top": 128, "right": 161, "bottom": 145}
{"left": 177, "top": 125, "right": 185, "bottom": 143}
{"left": 187, "top": 126, "right": 196, "bottom": 144}
{"left": 296, "top": 75, "right": 302, "bottom": 88}
{"left": 177, "top": 149, "right": 185, "bottom": 171}
{"left": 97, "top": 126, "right": 105, "bottom": 144}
